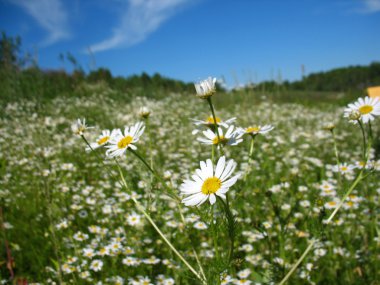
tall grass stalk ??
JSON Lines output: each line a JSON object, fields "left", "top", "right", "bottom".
{"left": 279, "top": 118, "right": 374, "bottom": 284}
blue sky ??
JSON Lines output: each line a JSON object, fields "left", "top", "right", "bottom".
{"left": 1, "top": 0, "right": 380, "bottom": 87}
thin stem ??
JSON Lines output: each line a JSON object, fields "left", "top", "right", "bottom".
{"left": 278, "top": 240, "right": 317, "bottom": 285}
{"left": 81, "top": 135, "right": 120, "bottom": 183}
{"left": 129, "top": 149, "right": 179, "bottom": 201}
{"left": 146, "top": 117, "right": 154, "bottom": 210}
{"left": 218, "top": 196, "right": 235, "bottom": 264}
{"left": 212, "top": 144, "right": 215, "bottom": 164}
{"left": 279, "top": 164, "right": 368, "bottom": 284}
{"left": 330, "top": 129, "right": 342, "bottom": 187}
{"left": 207, "top": 97, "right": 221, "bottom": 141}
{"left": 81, "top": 136, "right": 205, "bottom": 283}
{"left": 117, "top": 165, "right": 206, "bottom": 284}
{"left": 207, "top": 97, "right": 224, "bottom": 156}
{"left": 358, "top": 120, "right": 367, "bottom": 160}
{"left": 279, "top": 119, "right": 373, "bottom": 284}
{"left": 176, "top": 204, "right": 207, "bottom": 282}
{"left": 211, "top": 204, "right": 220, "bottom": 261}
{"left": 326, "top": 170, "right": 363, "bottom": 224}
{"left": 244, "top": 135, "right": 256, "bottom": 180}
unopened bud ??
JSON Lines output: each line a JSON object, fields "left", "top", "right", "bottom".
{"left": 139, "top": 107, "right": 151, "bottom": 119}
{"left": 348, "top": 110, "right": 361, "bottom": 121}
{"left": 323, "top": 122, "right": 335, "bottom": 131}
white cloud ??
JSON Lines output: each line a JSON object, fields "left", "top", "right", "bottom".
{"left": 362, "top": 0, "right": 380, "bottom": 12}
{"left": 351, "top": 0, "right": 380, "bottom": 14}
{"left": 90, "top": 0, "right": 192, "bottom": 53}
{"left": 11, "top": 0, "right": 70, "bottom": 45}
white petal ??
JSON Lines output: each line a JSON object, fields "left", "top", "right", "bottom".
{"left": 215, "top": 156, "right": 226, "bottom": 178}
{"left": 220, "top": 159, "right": 236, "bottom": 181}
{"left": 205, "top": 159, "right": 214, "bottom": 177}
{"left": 209, "top": 194, "right": 216, "bottom": 205}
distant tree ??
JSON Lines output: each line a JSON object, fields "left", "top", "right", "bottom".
{"left": 87, "top": 68, "right": 112, "bottom": 83}
{"left": 0, "top": 31, "right": 21, "bottom": 70}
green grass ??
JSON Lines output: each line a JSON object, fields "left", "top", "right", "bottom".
{"left": 0, "top": 84, "right": 379, "bottom": 285}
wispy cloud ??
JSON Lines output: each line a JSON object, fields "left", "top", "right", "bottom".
{"left": 90, "top": 0, "right": 192, "bottom": 53}
{"left": 11, "top": 0, "right": 70, "bottom": 45}
{"left": 348, "top": 0, "right": 380, "bottom": 14}
{"left": 361, "top": 0, "right": 380, "bottom": 13}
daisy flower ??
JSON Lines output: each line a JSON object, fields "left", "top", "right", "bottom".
{"left": 240, "top": 124, "right": 274, "bottom": 136}
{"left": 324, "top": 198, "right": 340, "bottom": 210}
{"left": 194, "top": 77, "right": 217, "bottom": 99}
{"left": 86, "top": 130, "right": 113, "bottom": 151}
{"left": 193, "top": 116, "right": 236, "bottom": 128}
{"left": 332, "top": 163, "right": 355, "bottom": 175}
{"left": 106, "top": 122, "right": 145, "bottom": 157}
{"left": 71, "top": 118, "right": 93, "bottom": 136}
{"left": 197, "top": 125, "right": 243, "bottom": 147}
{"left": 344, "top": 96, "right": 380, "bottom": 123}
{"left": 191, "top": 116, "right": 237, "bottom": 135}
{"left": 180, "top": 156, "right": 240, "bottom": 206}
{"left": 89, "top": 259, "right": 103, "bottom": 272}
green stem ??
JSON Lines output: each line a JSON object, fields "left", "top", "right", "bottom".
{"left": 218, "top": 196, "right": 235, "bottom": 264}
{"left": 278, "top": 167, "right": 367, "bottom": 284}
{"left": 176, "top": 204, "right": 208, "bottom": 283}
{"left": 212, "top": 144, "right": 215, "bottom": 164}
{"left": 207, "top": 97, "right": 224, "bottom": 156}
{"left": 117, "top": 165, "right": 206, "bottom": 284}
{"left": 326, "top": 171, "right": 363, "bottom": 223}
{"left": 207, "top": 97, "right": 221, "bottom": 141}
{"left": 146, "top": 118, "right": 154, "bottom": 210}
{"left": 244, "top": 135, "right": 256, "bottom": 180}
{"left": 330, "top": 129, "right": 342, "bottom": 188}
{"left": 211, "top": 204, "right": 220, "bottom": 261}
{"left": 278, "top": 240, "right": 317, "bottom": 285}
{"left": 81, "top": 136, "right": 204, "bottom": 282}
{"left": 129, "top": 149, "right": 179, "bottom": 201}
{"left": 358, "top": 120, "right": 367, "bottom": 160}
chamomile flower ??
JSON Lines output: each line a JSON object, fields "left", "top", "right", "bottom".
{"left": 332, "top": 163, "right": 355, "bottom": 175}
{"left": 194, "top": 77, "right": 217, "bottom": 99}
{"left": 197, "top": 125, "right": 243, "bottom": 147}
{"left": 191, "top": 116, "right": 237, "bottom": 134}
{"left": 324, "top": 198, "right": 340, "bottom": 210}
{"left": 127, "top": 212, "right": 141, "bottom": 226}
{"left": 71, "top": 118, "right": 93, "bottom": 136}
{"left": 180, "top": 156, "right": 240, "bottom": 206}
{"left": 344, "top": 96, "right": 380, "bottom": 123}
{"left": 240, "top": 124, "right": 274, "bottom": 136}
{"left": 193, "top": 221, "right": 208, "bottom": 230}
{"left": 106, "top": 122, "right": 145, "bottom": 157}
{"left": 86, "top": 130, "right": 112, "bottom": 151}
{"left": 89, "top": 259, "right": 103, "bottom": 271}
{"left": 319, "top": 181, "right": 336, "bottom": 197}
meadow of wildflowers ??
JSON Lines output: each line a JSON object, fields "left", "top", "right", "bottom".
{"left": 0, "top": 80, "right": 379, "bottom": 285}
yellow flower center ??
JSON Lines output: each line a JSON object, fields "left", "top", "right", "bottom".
{"left": 206, "top": 116, "right": 221, "bottom": 124}
{"left": 118, "top": 136, "right": 133, "bottom": 149}
{"left": 201, "top": 177, "right": 222, "bottom": 194}
{"left": 97, "top": 136, "right": 109, "bottom": 145}
{"left": 328, "top": 201, "right": 337, "bottom": 207}
{"left": 346, "top": 201, "right": 354, "bottom": 207}
{"left": 246, "top": 126, "right": 260, "bottom": 133}
{"left": 212, "top": 135, "right": 227, "bottom": 145}
{"left": 359, "top": 105, "right": 373, "bottom": 114}
{"left": 341, "top": 166, "right": 348, "bottom": 171}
